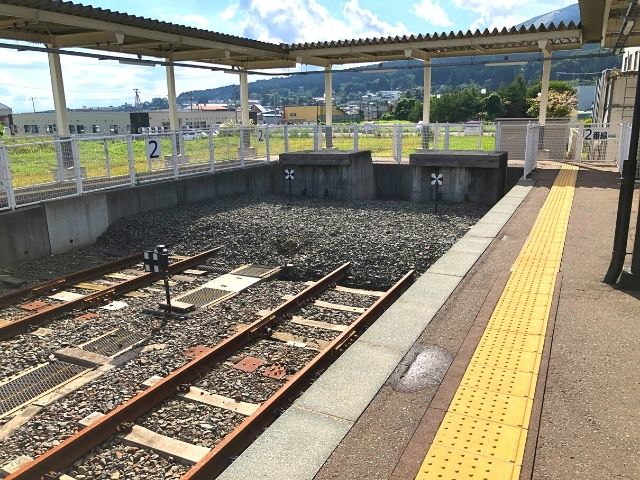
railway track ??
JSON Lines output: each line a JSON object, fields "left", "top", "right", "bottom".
{"left": 0, "top": 248, "right": 222, "bottom": 341}
{"left": 2, "top": 263, "right": 413, "bottom": 479}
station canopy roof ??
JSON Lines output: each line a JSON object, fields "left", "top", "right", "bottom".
{"left": 0, "top": 0, "right": 587, "bottom": 71}
{"left": 579, "top": 0, "right": 640, "bottom": 50}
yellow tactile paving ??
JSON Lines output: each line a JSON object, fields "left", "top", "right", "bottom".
{"left": 416, "top": 165, "right": 578, "bottom": 480}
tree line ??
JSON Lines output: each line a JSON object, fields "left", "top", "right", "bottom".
{"left": 383, "top": 76, "right": 579, "bottom": 123}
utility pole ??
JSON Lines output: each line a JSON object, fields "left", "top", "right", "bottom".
{"left": 133, "top": 88, "right": 141, "bottom": 111}
{"left": 189, "top": 91, "right": 193, "bottom": 111}
{"left": 29, "top": 97, "right": 36, "bottom": 113}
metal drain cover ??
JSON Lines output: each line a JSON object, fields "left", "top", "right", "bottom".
{"left": 0, "top": 362, "right": 88, "bottom": 417}
{"left": 176, "top": 287, "right": 231, "bottom": 308}
{"left": 234, "top": 265, "right": 279, "bottom": 278}
{"left": 233, "top": 356, "right": 264, "bottom": 373}
{"left": 82, "top": 328, "right": 148, "bottom": 357}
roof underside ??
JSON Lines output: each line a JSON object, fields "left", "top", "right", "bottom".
{"left": 0, "top": 0, "right": 584, "bottom": 70}
{"left": 580, "top": 0, "right": 640, "bottom": 49}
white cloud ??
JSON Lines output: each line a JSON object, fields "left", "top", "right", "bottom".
{"left": 236, "top": 0, "right": 409, "bottom": 44}
{"left": 220, "top": 3, "right": 239, "bottom": 21}
{"left": 411, "top": 0, "right": 454, "bottom": 28}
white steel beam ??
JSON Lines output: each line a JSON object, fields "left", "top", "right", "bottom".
{"left": 166, "top": 63, "right": 179, "bottom": 130}
{"left": 423, "top": 59, "right": 431, "bottom": 123}
{"left": 538, "top": 40, "right": 551, "bottom": 126}
{"left": 47, "top": 50, "right": 69, "bottom": 136}
{"left": 239, "top": 70, "right": 250, "bottom": 126}
{"left": 324, "top": 65, "right": 333, "bottom": 126}
{"left": 404, "top": 48, "right": 430, "bottom": 61}
{"left": 0, "top": 3, "right": 289, "bottom": 60}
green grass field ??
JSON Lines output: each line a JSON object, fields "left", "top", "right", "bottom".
{"left": 2, "top": 130, "right": 495, "bottom": 189}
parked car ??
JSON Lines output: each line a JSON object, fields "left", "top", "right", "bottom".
{"left": 182, "top": 131, "right": 209, "bottom": 140}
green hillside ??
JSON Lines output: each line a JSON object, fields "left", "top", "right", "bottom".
{"left": 178, "top": 47, "right": 619, "bottom": 106}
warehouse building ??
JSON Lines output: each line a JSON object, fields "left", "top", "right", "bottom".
{"left": 10, "top": 108, "right": 237, "bottom": 136}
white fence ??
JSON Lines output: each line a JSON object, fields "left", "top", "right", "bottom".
{"left": 0, "top": 120, "right": 634, "bottom": 211}
{"left": 0, "top": 122, "right": 501, "bottom": 211}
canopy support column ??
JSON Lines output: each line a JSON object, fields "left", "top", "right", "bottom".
{"left": 47, "top": 51, "right": 69, "bottom": 136}
{"left": 538, "top": 41, "right": 551, "bottom": 126}
{"left": 324, "top": 65, "right": 333, "bottom": 148}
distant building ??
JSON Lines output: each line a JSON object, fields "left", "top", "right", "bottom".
{"left": 10, "top": 109, "right": 237, "bottom": 135}
{"left": 282, "top": 105, "right": 349, "bottom": 124}
{"left": 0, "top": 102, "right": 12, "bottom": 130}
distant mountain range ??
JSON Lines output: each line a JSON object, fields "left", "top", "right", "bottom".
{"left": 518, "top": 3, "right": 580, "bottom": 28}
{"left": 177, "top": 4, "right": 619, "bottom": 106}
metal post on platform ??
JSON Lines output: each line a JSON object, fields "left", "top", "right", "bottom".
{"left": 353, "top": 124, "right": 359, "bottom": 151}
{"left": 313, "top": 124, "right": 320, "bottom": 151}
{"left": 494, "top": 123, "right": 501, "bottom": 151}
{"left": 574, "top": 124, "right": 584, "bottom": 162}
{"left": 392, "top": 125, "right": 401, "bottom": 162}
{"left": 171, "top": 133, "right": 179, "bottom": 178}
{"left": 208, "top": 127, "right": 215, "bottom": 173}
{"left": 0, "top": 144, "right": 16, "bottom": 209}
{"left": 604, "top": 66, "right": 640, "bottom": 285}
{"left": 103, "top": 139, "right": 111, "bottom": 177}
{"left": 126, "top": 134, "right": 136, "bottom": 185}
{"left": 239, "top": 127, "right": 245, "bottom": 168}
{"left": 478, "top": 121, "right": 483, "bottom": 150}
{"left": 284, "top": 124, "right": 289, "bottom": 153}
{"left": 265, "top": 124, "right": 271, "bottom": 162}
{"left": 71, "top": 136, "right": 83, "bottom": 195}
{"left": 444, "top": 123, "right": 451, "bottom": 150}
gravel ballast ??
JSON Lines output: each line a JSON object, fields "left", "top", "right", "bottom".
{"left": 0, "top": 193, "right": 488, "bottom": 475}
{"left": 95, "top": 195, "right": 486, "bottom": 289}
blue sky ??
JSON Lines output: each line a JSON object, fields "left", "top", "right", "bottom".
{"left": 1, "top": 0, "right": 576, "bottom": 112}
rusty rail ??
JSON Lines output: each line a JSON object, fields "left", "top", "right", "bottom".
{"left": 0, "top": 252, "right": 142, "bottom": 309}
{"left": 183, "top": 269, "right": 415, "bottom": 479}
{"left": 0, "top": 247, "right": 222, "bottom": 341}
{"left": 6, "top": 262, "right": 350, "bottom": 480}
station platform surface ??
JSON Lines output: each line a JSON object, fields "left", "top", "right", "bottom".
{"left": 221, "top": 163, "right": 639, "bottom": 480}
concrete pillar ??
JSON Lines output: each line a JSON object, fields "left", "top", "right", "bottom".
{"left": 538, "top": 45, "right": 551, "bottom": 126}
{"left": 423, "top": 59, "right": 431, "bottom": 124}
{"left": 47, "top": 51, "right": 69, "bottom": 136}
{"left": 324, "top": 66, "right": 333, "bottom": 126}
{"left": 324, "top": 65, "right": 333, "bottom": 148}
{"left": 166, "top": 63, "right": 179, "bottom": 131}
{"left": 239, "top": 70, "right": 250, "bottom": 126}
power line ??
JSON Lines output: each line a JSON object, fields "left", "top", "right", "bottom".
{"left": 0, "top": 41, "right": 619, "bottom": 78}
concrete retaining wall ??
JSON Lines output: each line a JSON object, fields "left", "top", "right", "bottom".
{"left": 0, "top": 164, "right": 278, "bottom": 267}
{"left": 0, "top": 157, "right": 524, "bottom": 268}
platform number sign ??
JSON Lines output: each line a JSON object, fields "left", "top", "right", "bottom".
{"left": 146, "top": 137, "right": 161, "bottom": 161}
{"left": 583, "top": 127, "right": 609, "bottom": 141}
{"left": 285, "top": 169, "right": 295, "bottom": 204}
{"left": 431, "top": 172, "right": 443, "bottom": 213}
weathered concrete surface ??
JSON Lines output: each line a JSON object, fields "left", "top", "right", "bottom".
{"left": 0, "top": 164, "right": 278, "bottom": 267}
{"left": 45, "top": 193, "right": 109, "bottom": 254}
{"left": 533, "top": 167, "right": 640, "bottom": 480}
{"left": 409, "top": 150, "right": 508, "bottom": 204}
{"left": 0, "top": 205, "right": 51, "bottom": 266}
{"left": 278, "top": 150, "right": 375, "bottom": 200}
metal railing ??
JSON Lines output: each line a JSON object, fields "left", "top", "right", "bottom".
{"left": 2, "top": 120, "right": 613, "bottom": 211}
